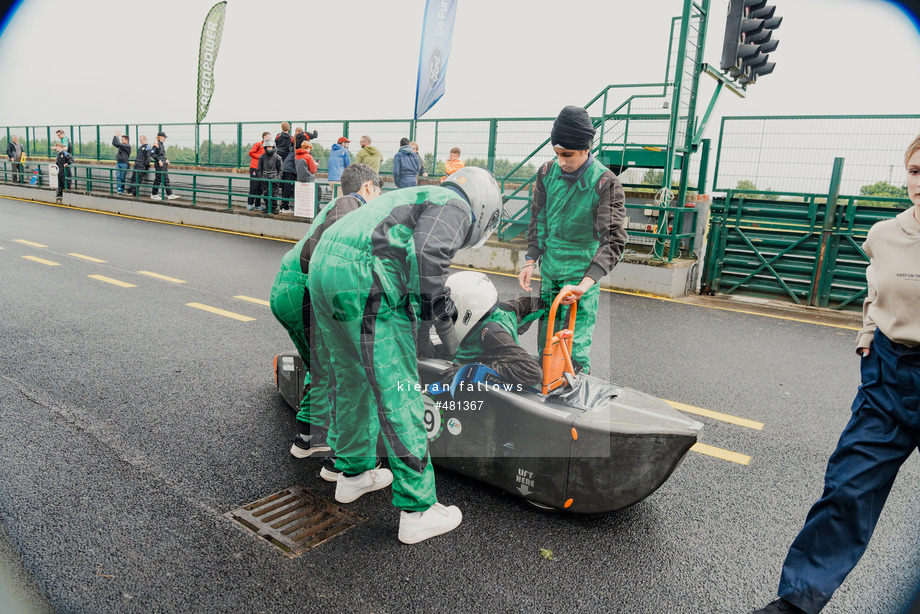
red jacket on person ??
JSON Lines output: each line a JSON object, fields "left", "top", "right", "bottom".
{"left": 295, "top": 148, "right": 318, "bottom": 174}
{"left": 248, "top": 142, "right": 265, "bottom": 169}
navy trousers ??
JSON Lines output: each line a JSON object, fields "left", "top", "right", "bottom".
{"left": 779, "top": 329, "right": 920, "bottom": 613}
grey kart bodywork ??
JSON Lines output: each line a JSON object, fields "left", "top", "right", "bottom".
{"left": 275, "top": 352, "right": 702, "bottom": 513}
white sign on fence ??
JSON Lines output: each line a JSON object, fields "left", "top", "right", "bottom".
{"left": 294, "top": 182, "right": 315, "bottom": 218}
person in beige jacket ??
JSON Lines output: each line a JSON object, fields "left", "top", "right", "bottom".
{"left": 752, "top": 134, "right": 920, "bottom": 614}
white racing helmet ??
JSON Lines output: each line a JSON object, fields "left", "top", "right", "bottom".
{"left": 441, "top": 166, "right": 503, "bottom": 249}
{"left": 444, "top": 271, "right": 499, "bottom": 344}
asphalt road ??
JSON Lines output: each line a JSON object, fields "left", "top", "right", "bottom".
{"left": 1, "top": 196, "right": 918, "bottom": 614}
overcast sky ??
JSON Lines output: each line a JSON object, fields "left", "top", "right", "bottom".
{"left": 0, "top": 0, "right": 918, "bottom": 129}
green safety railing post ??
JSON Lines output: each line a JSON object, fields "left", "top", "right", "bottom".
{"left": 343, "top": 121, "right": 350, "bottom": 141}
{"left": 409, "top": 120, "right": 416, "bottom": 142}
{"left": 810, "top": 157, "right": 845, "bottom": 308}
{"left": 432, "top": 122, "right": 439, "bottom": 179}
{"left": 487, "top": 119, "right": 497, "bottom": 173}
{"left": 228, "top": 176, "right": 232, "bottom": 210}
{"left": 45, "top": 126, "right": 51, "bottom": 158}
{"left": 697, "top": 138, "right": 711, "bottom": 194}
{"left": 193, "top": 175, "right": 198, "bottom": 205}
{"left": 237, "top": 123, "right": 243, "bottom": 168}
{"left": 95, "top": 125, "right": 101, "bottom": 161}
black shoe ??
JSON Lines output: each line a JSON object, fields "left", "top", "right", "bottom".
{"left": 289, "top": 430, "right": 331, "bottom": 459}
{"left": 319, "top": 456, "right": 382, "bottom": 482}
{"left": 750, "top": 599, "right": 806, "bottom": 614}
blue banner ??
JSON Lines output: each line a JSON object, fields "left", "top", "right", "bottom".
{"left": 414, "top": 0, "right": 458, "bottom": 120}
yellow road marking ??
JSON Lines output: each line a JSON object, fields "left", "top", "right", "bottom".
{"left": 138, "top": 271, "right": 186, "bottom": 284}
{"left": 186, "top": 303, "right": 254, "bottom": 322}
{"left": 663, "top": 399, "right": 764, "bottom": 430}
{"left": 22, "top": 255, "right": 60, "bottom": 266}
{"left": 234, "top": 295, "right": 270, "bottom": 306}
{"left": 88, "top": 274, "right": 136, "bottom": 288}
{"left": 69, "top": 253, "right": 107, "bottom": 263}
{"left": 690, "top": 443, "right": 751, "bottom": 465}
{"left": 15, "top": 239, "right": 47, "bottom": 247}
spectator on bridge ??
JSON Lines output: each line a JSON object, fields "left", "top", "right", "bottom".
{"left": 53, "top": 142, "right": 73, "bottom": 204}
{"left": 443, "top": 147, "right": 465, "bottom": 181}
{"left": 275, "top": 122, "right": 294, "bottom": 161}
{"left": 270, "top": 164, "right": 383, "bottom": 461}
{"left": 280, "top": 146, "right": 298, "bottom": 212}
{"left": 257, "top": 139, "right": 283, "bottom": 214}
{"left": 295, "top": 126, "right": 319, "bottom": 149}
{"left": 518, "top": 105, "right": 627, "bottom": 375}
{"left": 112, "top": 131, "right": 132, "bottom": 194}
{"left": 295, "top": 141, "right": 317, "bottom": 183}
{"left": 751, "top": 134, "right": 920, "bottom": 614}
{"left": 149, "top": 131, "right": 179, "bottom": 201}
{"left": 126, "top": 135, "right": 152, "bottom": 196}
{"left": 6, "top": 135, "right": 24, "bottom": 184}
{"left": 410, "top": 141, "right": 428, "bottom": 179}
{"left": 247, "top": 131, "right": 270, "bottom": 211}
{"left": 355, "top": 135, "right": 383, "bottom": 173}
{"left": 327, "top": 137, "right": 351, "bottom": 184}
{"left": 55, "top": 130, "right": 73, "bottom": 189}
{"left": 393, "top": 137, "right": 420, "bottom": 188}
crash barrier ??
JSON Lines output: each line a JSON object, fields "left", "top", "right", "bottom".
{"left": 0, "top": 160, "right": 346, "bottom": 216}
{"left": 701, "top": 183, "right": 907, "bottom": 311}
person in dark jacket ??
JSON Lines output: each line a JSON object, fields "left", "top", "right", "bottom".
{"left": 257, "top": 139, "right": 284, "bottom": 213}
{"left": 55, "top": 129, "right": 73, "bottom": 189}
{"left": 6, "top": 135, "right": 23, "bottom": 184}
{"left": 294, "top": 126, "right": 319, "bottom": 149}
{"left": 275, "top": 122, "right": 294, "bottom": 161}
{"left": 247, "top": 131, "right": 271, "bottom": 210}
{"left": 126, "top": 135, "right": 152, "bottom": 196}
{"left": 393, "top": 137, "right": 421, "bottom": 188}
{"left": 53, "top": 142, "right": 74, "bottom": 203}
{"left": 112, "top": 131, "right": 132, "bottom": 194}
{"left": 150, "top": 131, "right": 178, "bottom": 200}
{"left": 280, "top": 147, "right": 298, "bottom": 211}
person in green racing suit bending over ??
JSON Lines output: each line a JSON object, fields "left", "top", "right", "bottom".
{"left": 309, "top": 166, "right": 503, "bottom": 544}
{"left": 518, "top": 105, "right": 627, "bottom": 374}
{"left": 270, "top": 164, "right": 383, "bottom": 458}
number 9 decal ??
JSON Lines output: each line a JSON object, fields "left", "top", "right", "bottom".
{"left": 423, "top": 394, "right": 443, "bottom": 441}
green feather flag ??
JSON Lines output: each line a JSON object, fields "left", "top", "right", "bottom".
{"left": 197, "top": 1, "right": 227, "bottom": 124}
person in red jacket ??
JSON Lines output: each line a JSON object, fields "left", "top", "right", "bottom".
{"left": 295, "top": 141, "right": 318, "bottom": 183}
{"left": 248, "top": 131, "right": 270, "bottom": 211}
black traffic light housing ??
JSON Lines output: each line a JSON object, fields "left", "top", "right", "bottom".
{"left": 720, "top": 0, "right": 781, "bottom": 86}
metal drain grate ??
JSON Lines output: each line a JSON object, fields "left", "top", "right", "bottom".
{"left": 226, "top": 485, "right": 364, "bottom": 557}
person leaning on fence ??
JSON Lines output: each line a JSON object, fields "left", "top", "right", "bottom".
{"left": 518, "top": 105, "right": 627, "bottom": 375}
{"left": 750, "top": 134, "right": 920, "bottom": 614}
{"left": 149, "top": 131, "right": 179, "bottom": 201}
{"left": 126, "top": 135, "right": 152, "bottom": 196}
{"left": 6, "top": 135, "right": 24, "bottom": 184}
{"left": 53, "top": 142, "right": 73, "bottom": 203}
{"left": 247, "top": 131, "right": 270, "bottom": 211}
{"left": 112, "top": 131, "right": 131, "bottom": 194}
{"left": 257, "top": 139, "right": 283, "bottom": 214}
{"left": 275, "top": 122, "right": 294, "bottom": 160}
{"left": 269, "top": 164, "right": 383, "bottom": 463}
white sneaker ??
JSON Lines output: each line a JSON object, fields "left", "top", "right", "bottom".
{"left": 150, "top": 194, "right": 162, "bottom": 200}
{"left": 334, "top": 468, "right": 393, "bottom": 503}
{"left": 398, "top": 503, "right": 462, "bottom": 544}
{"left": 166, "top": 194, "right": 180, "bottom": 200}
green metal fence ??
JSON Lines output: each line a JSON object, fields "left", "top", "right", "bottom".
{"left": 702, "top": 163, "right": 908, "bottom": 311}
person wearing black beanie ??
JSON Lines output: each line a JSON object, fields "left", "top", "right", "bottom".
{"left": 517, "top": 105, "right": 628, "bottom": 373}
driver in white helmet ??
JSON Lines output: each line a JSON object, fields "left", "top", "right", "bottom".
{"left": 433, "top": 271, "right": 545, "bottom": 388}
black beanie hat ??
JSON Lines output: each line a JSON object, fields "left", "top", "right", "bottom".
{"left": 551, "top": 106, "right": 596, "bottom": 151}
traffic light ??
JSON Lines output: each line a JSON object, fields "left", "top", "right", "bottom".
{"left": 720, "top": 0, "right": 782, "bottom": 86}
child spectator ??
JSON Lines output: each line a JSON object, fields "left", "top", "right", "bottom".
{"left": 275, "top": 122, "right": 294, "bottom": 160}
{"left": 112, "top": 131, "right": 132, "bottom": 194}
{"left": 445, "top": 147, "right": 465, "bottom": 176}
{"left": 55, "top": 129, "right": 73, "bottom": 189}
{"left": 126, "top": 135, "right": 152, "bottom": 196}
{"left": 258, "top": 139, "right": 284, "bottom": 214}
{"left": 295, "top": 141, "right": 318, "bottom": 183}
{"left": 247, "top": 131, "right": 270, "bottom": 210}
{"left": 295, "top": 126, "right": 319, "bottom": 149}
{"left": 53, "top": 142, "right": 74, "bottom": 203}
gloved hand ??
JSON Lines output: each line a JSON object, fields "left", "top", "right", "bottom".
{"left": 436, "top": 324, "right": 461, "bottom": 356}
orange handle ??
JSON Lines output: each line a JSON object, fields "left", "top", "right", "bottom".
{"left": 543, "top": 290, "right": 578, "bottom": 352}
